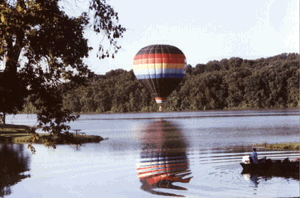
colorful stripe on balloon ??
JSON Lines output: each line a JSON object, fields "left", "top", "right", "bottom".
{"left": 133, "top": 45, "right": 186, "bottom": 103}
{"left": 133, "top": 45, "right": 186, "bottom": 80}
{"left": 155, "top": 97, "right": 165, "bottom": 103}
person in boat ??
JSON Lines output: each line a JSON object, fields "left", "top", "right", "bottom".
{"left": 250, "top": 148, "right": 258, "bottom": 164}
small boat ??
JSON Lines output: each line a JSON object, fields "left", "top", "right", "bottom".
{"left": 240, "top": 155, "right": 300, "bottom": 174}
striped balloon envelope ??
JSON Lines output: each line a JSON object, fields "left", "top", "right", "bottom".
{"left": 133, "top": 44, "right": 186, "bottom": 105}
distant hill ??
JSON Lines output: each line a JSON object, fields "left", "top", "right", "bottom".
{"left": 23, "top": 53, "right": 300, "bottom": 113}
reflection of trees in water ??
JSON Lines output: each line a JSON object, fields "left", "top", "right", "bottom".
{"left": 137, "top": 120, "right": 192, "bottom": 197}
{"left": 0, "top": 144, "right": 30, "bottom": 197}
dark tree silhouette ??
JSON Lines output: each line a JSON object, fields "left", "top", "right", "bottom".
{"left": 0, "top": 0, "right": 125, "bottom": 134}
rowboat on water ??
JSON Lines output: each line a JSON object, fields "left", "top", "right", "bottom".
{"left": 240, "top": 155, "right": 300, "bottom": 174}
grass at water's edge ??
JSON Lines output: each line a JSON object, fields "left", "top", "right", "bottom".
{"left": 215, "top": 143, "right": 299, "bottom": 153}
{"left": 0, "top": 124, "right": 104, "bottom": 145}
{"left": 253, "top": 142, "right": 300, "bottom": 151}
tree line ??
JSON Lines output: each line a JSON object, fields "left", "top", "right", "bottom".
{"left": 23, "top": 53, "right": 300, "bottom": 113}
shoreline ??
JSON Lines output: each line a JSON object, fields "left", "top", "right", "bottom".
{"left": 253, "top": 142, "right": 300, "bottom": 151}
{"left": 1, "top": 124, "right": 299, "bottom": 151}
{"left": 0, "top": 124, "right": 104, "bottom": 145}
{"left": 19, "top": 107, "right": 299, "bottom": 115}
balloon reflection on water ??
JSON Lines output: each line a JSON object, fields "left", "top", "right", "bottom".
{"left": 136, "top": 120, "right": 193, "bottom": 197}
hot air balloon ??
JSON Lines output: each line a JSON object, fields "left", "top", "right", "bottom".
{"left": 133, "top": 44, "right": 186, "bottom": 111}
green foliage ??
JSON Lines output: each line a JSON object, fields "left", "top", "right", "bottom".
{"left": 172, "top": 53, "right": 299, "bottom": 110}
{"left": 63, "top": 69, "right": 154, "bottom": 113}
{"left": 0, "top": 0, "right": 125, "bottom": 133}
{"left": 45, "top": 53, "right": 299, "bottom": 113}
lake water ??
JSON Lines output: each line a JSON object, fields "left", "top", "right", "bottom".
{"left": 1, "top": 109, "right": 299, "bottom": 197}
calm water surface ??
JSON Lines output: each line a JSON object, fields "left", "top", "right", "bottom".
{"left": 1, "top": 109, "right": 299, "bottom": 197}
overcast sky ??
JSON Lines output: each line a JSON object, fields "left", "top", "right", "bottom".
{"left": 82, "top": 0, "right": 297, "bottom": 74}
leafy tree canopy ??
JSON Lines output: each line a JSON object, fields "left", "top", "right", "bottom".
{"left": 0, "top": 0, "right": 125, "bottom": 135}
{"left": 60, "top": 53, "right": 299, "bottom": 113}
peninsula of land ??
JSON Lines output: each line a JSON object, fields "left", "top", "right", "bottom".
{"left": 0, "top": 124, "right": 103, "bottom": 145}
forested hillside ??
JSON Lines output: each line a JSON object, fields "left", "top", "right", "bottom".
{"left": 24, "top": 53, "right": 300, "bottom": 113}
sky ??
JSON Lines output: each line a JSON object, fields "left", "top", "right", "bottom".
{"left": 1, "top": 0, "right": 298, "bottom": 74}
{"left": 82, "top": 0, "right": 298, "bottom": 74}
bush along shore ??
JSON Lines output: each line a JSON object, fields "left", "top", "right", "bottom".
{"left": 0, "top": 124, "right": 104, "bottom": 146}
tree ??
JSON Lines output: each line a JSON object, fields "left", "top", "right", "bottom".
{"left": 20, "top": 53, "right": 299, "bottom": 114}
{"left": 0, "top": 0, "right": 125, "bottom": 134}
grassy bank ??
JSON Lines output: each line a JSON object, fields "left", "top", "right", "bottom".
{"left": 0, "top": 124, "right": 104, "bottom": 145}
{"left": 254, "top": 142, "right": 300, "bottom": 151}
